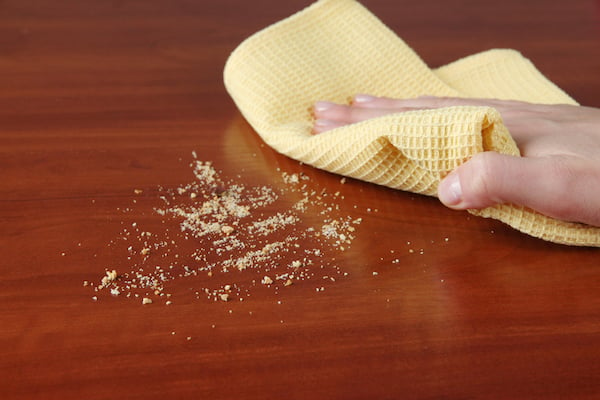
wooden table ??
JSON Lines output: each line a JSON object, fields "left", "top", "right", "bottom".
{"left": 2, "top": 0, "right": 599, "bottom": 399}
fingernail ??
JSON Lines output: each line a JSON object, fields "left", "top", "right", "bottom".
{"left": 314, "top": 101, "right": 335, "bottom": 112}
{"left": 438, "top": 173, "right": 462, "bottom": 206}
{"left": 353, "top": 94, "right": 377, "bottom": 103}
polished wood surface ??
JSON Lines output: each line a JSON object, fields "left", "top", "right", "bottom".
{"left": 2, "top": 1, "right": 600, "bottom": 399}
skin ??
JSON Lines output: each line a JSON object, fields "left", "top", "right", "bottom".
{"left": 312, "top": 95, "right": 600, "bottom": 227}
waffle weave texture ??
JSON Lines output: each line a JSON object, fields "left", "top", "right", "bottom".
{"left": 224, "top": 0, "right": 600, "bottom": 246}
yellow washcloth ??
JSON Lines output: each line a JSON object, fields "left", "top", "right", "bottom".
{"left": 224, "top": 0, "right": 600, "bottom": 247}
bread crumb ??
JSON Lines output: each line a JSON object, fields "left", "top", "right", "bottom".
{"left": 142, "top": 297, "right": 153, "bottom": 305}
{"left": 221, "top": 225, "right": 234, "bottom": 235}
{"left": 100, "top": 269, "right": 118, "bottom": 287}
{"left": 92, "top": 158, "right": 365, "bottom": 305}
{"left": 107, "top": 269, "right": 117, "bottom": 281}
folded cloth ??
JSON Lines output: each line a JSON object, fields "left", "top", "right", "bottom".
{"left": 224, "top": 0, "right": 600, "bottom": 247}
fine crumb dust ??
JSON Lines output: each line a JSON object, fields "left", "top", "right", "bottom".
{"left": 88, "top": 154, "right": 363, "bottom": 305}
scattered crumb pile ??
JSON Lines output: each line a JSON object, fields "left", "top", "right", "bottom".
{"left": 89, "top": 154, "right": 362, "bottom": 305}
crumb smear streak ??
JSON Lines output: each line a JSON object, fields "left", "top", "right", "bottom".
{"left": 90, "top": 158, "right": 363, "bottom": 304}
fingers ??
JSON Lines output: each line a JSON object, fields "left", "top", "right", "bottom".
{"left": 312, "top": 95, "right": 500, "bottom": 134}
{"left": 351, "top": 95, "right": 540, "bottom": 124}
{"left": 313, "top": 119, "right": 346, "bottom": 132}
{"left": 352, "top": 94, "right": 468, "bottom": 109}
{"left": 313, "top": 95, "right": 544, "bottom": 147}
{"left": 312, "top": 101, "right": 403, "bottom": 134}
{"left": 438, "top": 152, "right": 600, "bottom": 225}
{"left": 351, "top": 94, "right": 509, "bottom": 110}
{"left": 314, "top": 101, "right": 394, "bottom": 121}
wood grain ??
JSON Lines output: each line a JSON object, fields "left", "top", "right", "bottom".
{"left": 1, "top": 1, "right": 599, "bottom": 399}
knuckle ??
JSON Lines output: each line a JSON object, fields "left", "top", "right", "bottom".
{"left": 462, "top": 153, "right": 498, "bottom": 206}
{"left": 347, "top": 107, "right": 369, "bottom": 122}
{"left": 544, "top": 157, "right": 595, "bottom": 222}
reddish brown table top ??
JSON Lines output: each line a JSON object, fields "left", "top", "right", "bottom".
{"left": 1, "top": 1, "right": 600, "bottom": 399}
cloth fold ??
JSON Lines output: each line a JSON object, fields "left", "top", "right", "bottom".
{"left": 224, "top": 0, "right": 600, "bottom": 246}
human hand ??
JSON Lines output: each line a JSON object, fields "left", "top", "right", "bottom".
{"left": 313, "top": 95, "right": 600, "bottom": 227}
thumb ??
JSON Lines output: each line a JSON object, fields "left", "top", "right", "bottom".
{"left": 437, "top": 152, "right": 577, "bottom": 220}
